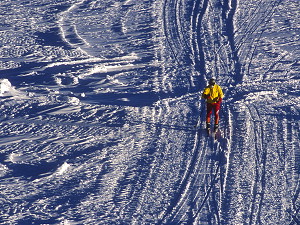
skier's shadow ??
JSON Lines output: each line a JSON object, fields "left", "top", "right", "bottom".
{"left": 130, "top": 120, "right": 197, "bottom": 132}
{"left": 208, "top": 150, "right": 227, "bottom": 166}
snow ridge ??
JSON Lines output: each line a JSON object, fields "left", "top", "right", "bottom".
{"left": 0, "top": 0, "right": 299, "bottom": 224}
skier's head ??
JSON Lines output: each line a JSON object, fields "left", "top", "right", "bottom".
{"left": 209, "top": 78, "right": 216, "bottom": 86}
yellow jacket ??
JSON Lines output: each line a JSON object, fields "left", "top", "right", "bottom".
{"left": 202, "top": 84, "right": 224, "bottom": 103}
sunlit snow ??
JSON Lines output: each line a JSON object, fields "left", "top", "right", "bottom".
{"left": 0, "top": 0, "right": 299, "bottom": 224}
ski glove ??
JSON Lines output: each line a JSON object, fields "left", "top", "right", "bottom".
{"left": 212, "top": 97, "right": 219, "bottom": 102}
{"left": 202, "top": 94, "right": 210, "bottom": 99}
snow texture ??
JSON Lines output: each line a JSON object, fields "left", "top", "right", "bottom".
{"left": 0, "top": 0, "right": 299, "bottom": 224}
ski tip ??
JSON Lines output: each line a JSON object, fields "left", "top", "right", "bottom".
{"left": 206, "top": 128, "right": 210, "bottom": 136}
{"left": 214, "top": 130, "right": 222, "bottom": 140}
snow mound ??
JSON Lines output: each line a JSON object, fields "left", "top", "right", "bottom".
{"left": 57, "top": 162, "right": 71, "bottom": 175}
{"left": 0, "top": 164, "right": 10, "bottom": 178}
{"left": 0, "top": 79, "right": 27, "bottom": 98}
{"left": 0, "top": 79, "right": 12, "bottom": 96}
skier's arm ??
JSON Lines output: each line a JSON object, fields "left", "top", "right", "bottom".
{"left": 213, "top": 86, "right": 223, "bottom": 103}
{"left": 202, "top": 93, "right": 210, "bottom": 99}
{"left": 218, "top": 86, "right": 224, "bottom": 99}
{"left": 202, "top": 88, "right": 210, "bottom": 99}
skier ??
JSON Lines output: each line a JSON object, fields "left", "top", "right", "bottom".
{"left": 202, "top": 78, "right": 224, "bottom": 132}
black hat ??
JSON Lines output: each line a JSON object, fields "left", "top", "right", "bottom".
{"left": 209, "top": 78, "right": 216, "bottom": 85}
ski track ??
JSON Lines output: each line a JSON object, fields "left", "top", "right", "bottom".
{"left": 0, "top": 0, "right": 299, "bottom": 224}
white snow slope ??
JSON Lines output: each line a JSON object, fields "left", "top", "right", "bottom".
{"left": 0, "top": 0, "right": 299, "bottom": 224}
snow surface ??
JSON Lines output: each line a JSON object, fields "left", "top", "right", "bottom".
{"left": 0, "top": 0, "right": 299, "bottom": 224}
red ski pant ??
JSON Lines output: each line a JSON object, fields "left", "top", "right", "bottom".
{"left": 206, "top": 101, "right": 221, "bottom": 124}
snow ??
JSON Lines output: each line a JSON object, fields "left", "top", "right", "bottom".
{"left": 56, "top": 162, "right": 71, "bottom": 175}
{"left": 0, "top": 0, "right": 299, "bottom": 224}
{"left": 0, "top": 79, "right": 12, "bottom": 95}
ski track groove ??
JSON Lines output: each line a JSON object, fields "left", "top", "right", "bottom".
{"left": 156, "top": 115, "right": 207, "bottom": 224}
{"left": 236, "top": 0, "right": 281, "bottom": 50}
{"left": 58, "top": 0, "right": 92, "bottom": 56}
{"left": 192, "top": 0, "right": 209, "bottom": 75}
{"left": 0, "top": 0, "right": 299, "bottom": 224}
{"left": 245, "top": 103, "right": 266, "bottom": 225}
{"left": 206, "top": 1, "right": 229, "bottom": 77}
{"left": 170, "top": 133, "right": 210, "bottom": 224}
{"left": 236, "top": 0, "right": 285, "bottom": 83}
{"left": 175, "top": 111, "right": 229, "bottom": 224}
{"left": 162, "top": 0, "right": 182, "bottom": 67}
{"left": 154, "top": 1, "right": 212, "bottom": 222}
{"left": 110, "top": 107, "right": 166, "bottom": 222}
{"left": 159, "top": 0, "right": 259, "bottom": 222}
{"left": 158, "top": 100, "right": 225, "bottom": 224}
{"left": 244, "top": 30, "right": 264, "bottom": 78}
{"left": 290, "top": 108, "right": 300, "bottom": 224}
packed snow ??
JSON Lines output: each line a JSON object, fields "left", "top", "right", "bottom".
{"left": 0, "top": 0, "right": 299, "bottom": 224}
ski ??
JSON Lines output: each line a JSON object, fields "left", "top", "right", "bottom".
{"left": 205, "top": 127, "right": 221, "bottom": 141}
{"left": 194, "top": 117, "right": 202, "bottom": 129}
{"left": 206, "top": 127, "right": 211, "bottom": 137}
{"left": 214, "top": 128, "right": 221, "bottom": 141}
